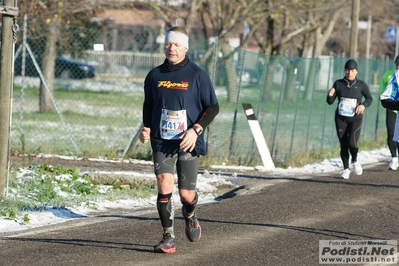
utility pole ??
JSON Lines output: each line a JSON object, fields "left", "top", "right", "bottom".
{"left": 395, "top": 16, "right": 399, "bottom": 57}
{"left": 366, "top": 15, "right": 372, "bottom": 59}
{"left": 350, "top": 0, "right": 360, "bottom": 58}
{"left": 0, "top": 0, "right": 18, "bottom": 195}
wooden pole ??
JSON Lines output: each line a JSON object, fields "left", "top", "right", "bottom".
{"left": 0, "top": 0, "right": 18, "bottom": 195}
{"left": 350, "top": 0, "right": 360, "bottom": 58}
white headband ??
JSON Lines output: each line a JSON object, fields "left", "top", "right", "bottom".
{"left": 165, "top": 31, "right": 189, "bottom": 49}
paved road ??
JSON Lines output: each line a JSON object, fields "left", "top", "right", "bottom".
{"left": 1, "top": 163, "right": 398, "bottom": 266}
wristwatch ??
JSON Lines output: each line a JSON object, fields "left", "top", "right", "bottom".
{"left": 193, "top": 125, "right": 203, "bottom": 136}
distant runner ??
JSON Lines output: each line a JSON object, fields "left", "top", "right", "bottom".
{"left": 326, "top": 59, "right": 373, "bottom": 179}
{"left": 379, "top": 56, "right": 399, "bottom": 170}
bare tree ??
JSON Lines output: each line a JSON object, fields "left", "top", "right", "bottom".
{"left": 147, "top": 0, "right": 268, "bottom": 102}
{"left": 18, "top": 0, "right": 124, "bottom": 112}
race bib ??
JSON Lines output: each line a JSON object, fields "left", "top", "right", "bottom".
{"left": 160, "top": 109, "right": 187, "bottom": 140}
{"left": 338, "top": 98, "right": 357, "bottom": 117}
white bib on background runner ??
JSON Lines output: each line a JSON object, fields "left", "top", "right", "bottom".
{"left": 160, "top": 109, "right": 187, "bottom": 140}
{"left": 338, "top": 98, "right": 357, "bottom": 117}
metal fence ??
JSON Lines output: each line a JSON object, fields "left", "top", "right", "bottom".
{"left": 9, "top": 20, "right": 392, "bottom": 166}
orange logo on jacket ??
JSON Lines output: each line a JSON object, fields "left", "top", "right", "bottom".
{"left": 158, "top": 81, "right": 188, "bottom": 90}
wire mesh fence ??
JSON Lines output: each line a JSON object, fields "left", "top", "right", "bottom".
{"left": 9, "top": 20, "right": 391, "bottom": 166}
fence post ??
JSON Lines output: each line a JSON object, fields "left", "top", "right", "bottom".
{"left": 0, "top": 0, "right": 18, "bottom": 196}
{"left": 271, "top": 51, "right": 289, "bottom": 159}
{"left": 289, "top": 57, "right": 307, "bottom": 157}
{"left": 228, "top": 47, "right": 247, "bottom": 161}
{"left": 320, "top": 54, "right": 334, "bottom": 151}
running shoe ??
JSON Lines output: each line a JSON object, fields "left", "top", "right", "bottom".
{"left": 154, "top": 233, "right": 176, "bottom": 253}
{"left": 340, "top": 168, "right": 351, "bottom": 179}
{"left": 182, "top": 207, "right": 202, "bottom": 242}
{"left": 352, "top": 161, "right": 363, "bottom": 175}
{"left": 389, "top": 157, "right": 398, "bottom": 170}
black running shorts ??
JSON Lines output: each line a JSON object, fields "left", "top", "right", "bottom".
{"left": 153, "top": 151, "right": 199, "bottom": 190}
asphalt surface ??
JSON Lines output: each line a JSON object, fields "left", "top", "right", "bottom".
{"left": 1, "top": 162, "right": 398, "bottom": 266}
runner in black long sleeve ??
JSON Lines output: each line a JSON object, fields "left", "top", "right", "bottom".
{"left": 326, "top": 59, "right": 373, "bottom": 179}
{"left": 139, "top": 26, "right": 219, "bottom": 254}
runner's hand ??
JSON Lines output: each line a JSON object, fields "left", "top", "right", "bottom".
{"left": 179, "top": 128, "right": 198, "bottom": 152}
{"left": 328, "top": 88, "right": 335, "bottom": 96}
{"left": 140, "top": 127, "right": 151, "bottom": 144}
{"left": 356, "top": 104, "right": 365, "bottom": 115}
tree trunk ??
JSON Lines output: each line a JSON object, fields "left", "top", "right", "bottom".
{"left": 304, "top": 58, "right": 318, "bottom": 100}
{"left": 39, "top": 22, "right": 59, "bottom": 113}
{"left": 262, "top": 57, "right": 278, "bottom": 102}
{"left": 220, "top": 43, "right": 238, "bottom": 103}
{"left": 285, "top": 58, "right": 300, "bottom": 101}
